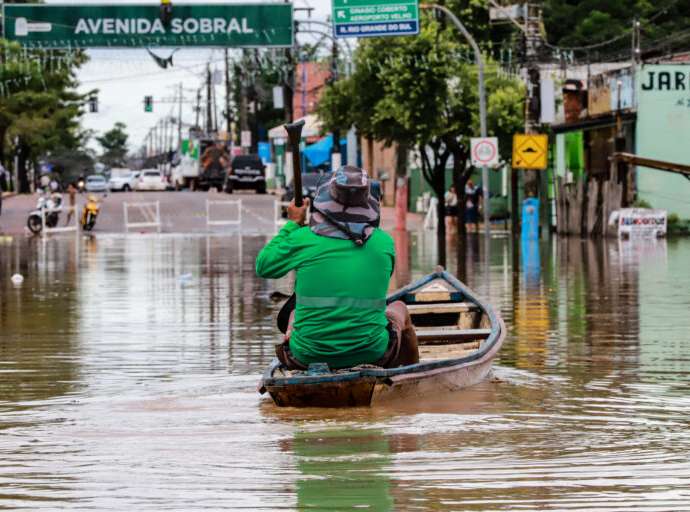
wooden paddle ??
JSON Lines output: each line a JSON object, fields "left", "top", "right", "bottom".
{"left": 284, "top": 119, "right": 305, "bottom": 207}
{"left": 277, "top": 119, "right": 306, "bottom": 334}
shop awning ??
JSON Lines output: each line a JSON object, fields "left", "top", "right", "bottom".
{"left": 268, "top": 114, "right": 322, "bottom": 141}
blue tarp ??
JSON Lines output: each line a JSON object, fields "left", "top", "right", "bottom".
{"left": 258, "top": 142, "right": 271, "bottom": 164}
{"left": 303, "top": 135, "right": 349, "bottom": 167}
{"left": 303, "top": 135, "right": 333, "bottom": 166}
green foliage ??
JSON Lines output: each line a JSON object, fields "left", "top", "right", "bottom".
{"left": 543, "top": 0, "right": 690, "bottom": 55}
{"left": 0, "top": 36, "right": 90, "bottom": 191}
{"left": 97, "top": 122, "right": 129, "bottom": 168}
{"left": 319, "top": 16, "right": 524, "bottom": 171}
{"left": 633, "top": 198, "right": 652, "bottom": 208}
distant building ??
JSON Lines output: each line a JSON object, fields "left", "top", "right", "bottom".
{"left": 552, "top": 62, "right": 690, "bottom": 225}
{"left": 293, "top": 61, "right": 331, "bottom": 120}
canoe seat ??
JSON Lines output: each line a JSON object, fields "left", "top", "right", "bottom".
{"left": 420, "top": 341, "right": 481, "bottom": 361}
{"left": 407, "top": 302, "right": 478, "bottom": 314}
{"left": 417, "top": 328, "right": 491, "bottom": 345}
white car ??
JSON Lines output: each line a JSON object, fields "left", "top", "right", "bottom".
{"left": 85, "top": 175, "right": 109, "bottom": 193}
{"left": 108, "top": 168, "right": 139, "bottom": 192}
{"left": 135, "top": 170, "right": 168, "bottom": 191}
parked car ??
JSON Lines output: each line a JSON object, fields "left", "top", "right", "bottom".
{"left": 281, "top": 171, "right": 333, "bottom": 205}
{"left": 225, "top": 154, "right": 266, "bottom": 194}
{"left": 108, "top": 168, "right": 139, "bottom": 192}
{"left": 85, "top": 175, "right": 109, "bottom": 193}
{"left": 135, "top": 170, "right": 167, "bottom": 191}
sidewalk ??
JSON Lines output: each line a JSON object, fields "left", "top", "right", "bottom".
{"left": 380, "top": 206, "right": 423, "bottom": 231}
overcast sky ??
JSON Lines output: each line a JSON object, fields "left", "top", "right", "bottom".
{"left": 46, "top": 0, "right": 333, "bottom": 151}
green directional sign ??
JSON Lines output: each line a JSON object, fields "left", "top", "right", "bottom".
{"left": 332, "top": 0, "right": 419, "bottom": 39}
{"left": 2, "top": 3, "right": 294, "bottom": 48}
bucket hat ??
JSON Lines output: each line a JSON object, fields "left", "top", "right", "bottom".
{"left": 310, "top": 166, "right": 380, "bottom": 245}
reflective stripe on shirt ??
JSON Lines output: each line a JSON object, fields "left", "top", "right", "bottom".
{"left": 297, "top": 295, "right": 386, "bottom": 309}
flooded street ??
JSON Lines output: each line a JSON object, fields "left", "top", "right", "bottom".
{"left": 2, "top": 233, "right": 690, "bottom": 510}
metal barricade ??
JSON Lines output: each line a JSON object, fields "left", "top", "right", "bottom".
{"left": 206, "top": 199, "right": 242, "bottom": 228}
{"left": 124, "top": 201, "right": 161, "bottom": 232}
{"left": 41, "top": 205, "right": 79, "bottom": 237}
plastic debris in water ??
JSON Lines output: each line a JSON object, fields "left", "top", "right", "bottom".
{"left": 178, "top": 273, "right": 193, "bottom": 286}
{"left": 11, "top": 274, "right": 24, "bottom": 285}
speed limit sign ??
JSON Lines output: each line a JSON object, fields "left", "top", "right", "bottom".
{"left": 470, "top": 137, "right": 499, "bottom": 167}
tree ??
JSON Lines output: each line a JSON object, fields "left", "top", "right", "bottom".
{"left": 318, "top": 17, "right": 524, "bottom": 265}
{"left": 542, "top": 0, "right": 690, "bottom": 58}
{"left": 97, "top": 122, "right": 129, "bottom": 168}
{"left": 0, "top": 35, "right": 90, "bottom": 192}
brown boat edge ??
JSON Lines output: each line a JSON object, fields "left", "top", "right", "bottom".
{"left": 258, "top": 269, "right": 506, "bottom": 407}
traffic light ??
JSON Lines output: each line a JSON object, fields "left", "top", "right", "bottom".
{"left": 160, "top": 0, "right": 173, "bottom": 25}
{"left": 89, "top": 96, "right": 98, "bottom": 113}
{"left": 144, "top": 96, "right": 153, "bottom": 113}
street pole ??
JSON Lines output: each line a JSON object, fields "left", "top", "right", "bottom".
{"left": 206, "top": 65, "right": 213, "bottom": 135}
{"left": 420, "top": 4, "right": 490, "bottom": 238}
{"left": 224, "top": 49, "right": 232, "bottom": 136}
{"left": 177, "top": 82, "right": 183, "bottom": 149}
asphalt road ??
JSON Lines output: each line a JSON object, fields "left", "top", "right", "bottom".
{"left": 0, "top": 191, "right": 283, "bottom": 235}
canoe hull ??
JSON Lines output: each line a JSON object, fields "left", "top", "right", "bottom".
{"left": 260, "top": 270, "right": 505, "bottom": 408}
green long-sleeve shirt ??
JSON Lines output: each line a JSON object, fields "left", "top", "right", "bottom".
{"left": 256, "top": 221, "right": 395, "bottom": 368}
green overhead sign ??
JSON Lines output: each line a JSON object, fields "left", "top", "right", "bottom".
{"left": 332, "top": 0, "right": 419, "bottom": 38}
{"left": 1, "top": 3, "right": 294, "bottom": 48}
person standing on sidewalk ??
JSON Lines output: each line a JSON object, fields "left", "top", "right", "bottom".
{"left": 0, "top": 162, "right": 8, "bottom": 217}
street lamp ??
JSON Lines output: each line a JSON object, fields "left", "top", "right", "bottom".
{"left": 420, "top": 4, "right": 490, "bottom": 238}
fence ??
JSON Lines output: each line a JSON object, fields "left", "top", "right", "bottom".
{"left": 124, "top": 201, "right": 161, "bottom": 232}
{"left": 274, "top": 200, "right": 290, "bottom": 229}
{"left": 41, "top": 205, "right": 79, "bottom": 237}
{"left": 206, "top": 199, "right": 242, "bottom": 228}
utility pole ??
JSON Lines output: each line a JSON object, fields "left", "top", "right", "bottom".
{"left": 206, "top": 64, "right": 213, "bottom": 135}
{"left": 238, "top": 53, "right": 249, "bottom": 142}
{"left": 330, "top": 38, "right": 341, "bottom": 170}
{"left": 513, "top": 3, "right": 543, "bottom": 234}
{"left": 194, "top": 88, "right": 201, "bottom": 129}
{"left": 177, "top": 82, "right": 183, "bottom": 149}
{"left": 224, "top": 49, "right": 232, "bottom": 136}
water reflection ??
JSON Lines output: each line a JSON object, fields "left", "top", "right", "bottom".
{"left": 1, "top": 233, "right": 690, "bottom": 510}
{"left": 286, "top": 429, "right": 394, "bottom": 510}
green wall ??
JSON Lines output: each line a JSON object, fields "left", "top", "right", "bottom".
{"left": 636, "top": 64, "right": 690, "bottom": 220}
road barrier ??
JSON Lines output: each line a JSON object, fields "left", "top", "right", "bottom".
{"left": 274, "top": 200, "right": 290, "bottom": 229}
{"left": 423, "top": 197, "right": 439, "bottom": 231}
{"left": 206, "top": 199, "right": 242, "bottom": 228}
{"left": 124, "top": 201, "right": 161, "bottom": 232}
{"left": 41, "top": 206, "right": 79, "bottom": 237}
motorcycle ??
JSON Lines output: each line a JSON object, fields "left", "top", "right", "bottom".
{"left": 81, "top": 194, "right": 100, "bottom": 231}
{"left": 27, "top": 193, "right": 62, "bottom": 234}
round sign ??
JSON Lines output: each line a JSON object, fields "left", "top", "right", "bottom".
{"left": 472, "top": 139, "right": 497, "bottom": 165}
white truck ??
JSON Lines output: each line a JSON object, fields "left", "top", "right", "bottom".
{"left": 172, "top": 138, "right": 201, "bottom": 191}
{"left": 172, "top": 137, "right": 228, "bottom": 191}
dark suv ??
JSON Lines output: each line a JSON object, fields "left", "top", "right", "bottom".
{"left": 226, "top": 154, "right": 266, "bottom": 194}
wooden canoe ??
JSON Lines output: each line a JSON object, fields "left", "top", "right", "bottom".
{"left": 258, "top": 269, "right": 505, "bottom": 407}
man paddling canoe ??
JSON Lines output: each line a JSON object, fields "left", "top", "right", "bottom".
{"left": 256, "top": 165, "right": 419, "bottom": 370}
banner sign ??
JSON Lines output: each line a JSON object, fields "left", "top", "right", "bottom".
{"left": 332, "top": 0, "right": 419, "bottom": 38}
{"left": 2, "top": 3, "right": 294, "bottom": 48}
{"left": 611, "top": 208, "right": 667, "bottom": 238}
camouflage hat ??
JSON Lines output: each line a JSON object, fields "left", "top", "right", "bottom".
{"left": 310, "top": 166, "right": 380, "bottom": 244}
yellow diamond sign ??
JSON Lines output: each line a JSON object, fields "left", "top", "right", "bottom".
{"left": 512, "top": 134, "right": 548, "bottom": 169}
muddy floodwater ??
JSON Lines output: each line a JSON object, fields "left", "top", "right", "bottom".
{"left": 1, "top": 233, "right": 690, "bottom": 510}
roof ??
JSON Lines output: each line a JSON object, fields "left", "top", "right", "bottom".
{"left": 268, "top": 114, "right": 322, "bottom": 141}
